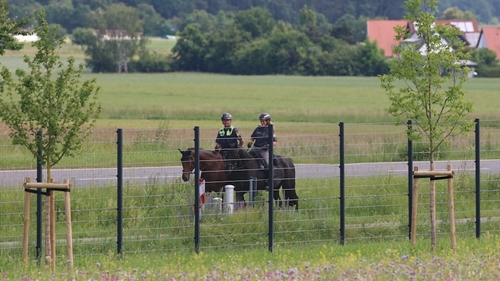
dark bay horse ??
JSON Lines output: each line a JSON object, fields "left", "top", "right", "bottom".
{"left": 179, "top": 148, "right": 229, "bottom": 194}
{"left": 225, "top": 148, "right": 299, "bottom": 210}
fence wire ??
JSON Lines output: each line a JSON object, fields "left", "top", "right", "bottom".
{"left": 1, "top": 121, "right": 499, "bottom": 260}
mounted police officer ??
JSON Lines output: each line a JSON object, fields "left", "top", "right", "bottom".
{"left": 215, "top": 112, "right": 244, "bottom": 158}
{"left": 247, "top": 113, "right": 277, "bottom": 169}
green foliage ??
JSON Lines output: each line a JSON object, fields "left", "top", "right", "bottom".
{"left": 440, "top": 6, "right": 476, "bottom": 20}
{"left": 0, "top": 0, "right": 31, "bottom": 56}
{"left": 180, "top": 9, "right": 216, "bottom": 33}
{"left": 470, "top": 48, "right": 499, "bottom": 67}
{"left": 168, "top": 7, "right": 389, "bottom": 76}
{"left": 131, "top": 50, "right": 172, "bottom": 73}
{"left": 137, "top": 3, "right": 173, "bottom": 36}
{"left": 71, "top": 27, "right": 96, "bottom": 46}
{"left": 470, "top": 48, "right": 500, "bottom": 77}
{"left": 80, "top": 3, "right": 148, "bottom": 73}
{"left": 0, "top": 11, "right": 101, "bottom": 179}
{"left": 171, "top": 23, "right": 208, "bottom": 71}
{"left": 476, "top": 65, "right": 500, "bottom": 77}
{"left": 232, "top": 7, "right": 275, "bottom": 39}
{"left": 334, "top": 14, "right": 367, "bottom": 43}
{"left": 380, "top": 0, "right": 474, "bottom": 165}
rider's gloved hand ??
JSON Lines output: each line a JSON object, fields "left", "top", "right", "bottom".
{"left": 247, "top": 142, "right": 252, "bottom": 148}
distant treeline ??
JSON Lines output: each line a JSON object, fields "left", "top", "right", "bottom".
{"left": 8, "top": 0, "right": 500, "bottom": 37}
{"left": 10, "top": 1, "right": 500, "bottom": 76}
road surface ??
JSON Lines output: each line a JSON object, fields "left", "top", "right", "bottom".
{"left": 1, "top": 159, "right": 497, "bottom": 188}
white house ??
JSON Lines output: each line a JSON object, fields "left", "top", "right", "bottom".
{"left": 13, "top": 33, "right": 39, "bottom": 42}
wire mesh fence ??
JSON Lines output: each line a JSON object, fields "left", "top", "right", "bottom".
{"left": 1, "top": 120, "right": 500, "bottom": 260}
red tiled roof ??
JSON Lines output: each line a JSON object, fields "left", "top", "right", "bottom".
{"left": 367, "top": 20, "right": 408, "bottom": 57}
{"left": 479, "top": 26, "right": 500, "bottom": 60}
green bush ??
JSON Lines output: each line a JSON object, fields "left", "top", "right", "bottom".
{"left": 131, "top": 51, "right": 172, "bottom": 73}
{"left": 476, "top": 66, "right": 500, "bottom": 78}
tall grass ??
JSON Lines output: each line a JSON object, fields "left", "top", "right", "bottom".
{"left": 2, "top": 235, "right": 500, "bottom": 280}
{"left": 2, "top": 173, "right": 499, "bottom": 256}
{"left": 2, "top": 177, "right": 500, "bottom": 279}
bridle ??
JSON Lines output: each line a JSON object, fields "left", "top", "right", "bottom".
{"left": 181, "top": 155, "right": 195, "bottom": 174}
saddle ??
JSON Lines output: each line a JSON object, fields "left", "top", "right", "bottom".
{"left": 249, "top": 151, "right": 278, "bottom": 170}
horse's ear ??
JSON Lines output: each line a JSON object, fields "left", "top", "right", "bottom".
{"left": 178, "top": 148, "right": 182, "bottom": 153}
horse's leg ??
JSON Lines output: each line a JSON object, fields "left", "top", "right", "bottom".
{"left": 235, "top": 190, "right": 247, "bottom": 209}
{"left": 273, "top": 180, "right": 283, "bottom": 208}
{"left": 282, "top": 185, "right": 299, "bottom": 211}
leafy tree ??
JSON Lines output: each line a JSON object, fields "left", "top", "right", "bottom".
{"left": 0, "top": 11, "right": 101, "bottom": 182}
{"left": 180, "top": 9, "right": 216, "bottom": 33}
{"left": 356, "top": 39, "right": 389, "bottom": 76}
{"left": 379, "top": 0, "right": 474, "bottom": 251}
{"left": 206, "top": 0, "right": 227, "bottom": 15}
{"left": 298, "top": 5, "right": 324, "bottom": 44}
{"left": 470, "top": 48, "right": 499, "bottom": 67}
{"left": 171, "top": 23, "right": 208, "bottom": 71}
{"left": 5, "top": 1, "right": 43, "bottom": 21}
{"left": 232, "top": 38, "right": 271, "bottom": 74}
{"left": 470, "top": 48, "right": 500, "bottom": 77}
{"left": 137, "top": 3, "right": 172, "bottom": 36}
{"left": 0, "top": 0, "right": 31, "bottom": 55}
{"left": 71, "top": 27, "right": 97, "bottom": 46}
{"left": 441, "top": 6, "right": 476, "bottom": 20}
{"left": 233, "top": 7, "right": 275, "bottom": 38}
{"left": 2, "top": 12, "right": 102, "bottom": 262}
{"left": 298, "top": 5, "right": 316, "bottom": 28}
{"left": 72, "top": 0, "right": 113, "bottom": 10}
{"left": 203, "top": 25, "right": 252, "bottom": 73}
{"left": 131, "top": 49, "right": 172, "bottom": 72}
{"left": 77, "top": 3, "right": 147, "bottom": 73}
{"left": 265, "top": 23, "right": 312, "bottom": 74}
{"left": 334, "top": 14, "right": 367, "bottom": 43}
{"left": 151, "top": 0, "right": 196, "bottom": 20}
{"left": 380, "top": 0, "right": 474, "bottom": 167}
{"left": 214, "top": 10, "right": 235, "bottom": 30}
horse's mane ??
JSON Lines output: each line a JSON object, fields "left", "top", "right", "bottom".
{"left": 236, "top": 148, "right": 254, "bottom": 159}
{"left": 185, "top": 147, "right": 224, "bottom": 161}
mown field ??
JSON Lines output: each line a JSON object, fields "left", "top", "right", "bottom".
{"left": 1, "top": 36, "right": 500, "bottom": 127}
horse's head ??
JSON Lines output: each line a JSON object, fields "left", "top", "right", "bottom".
{"left": 178, "top": 148, "right": 194, "bottom": 182}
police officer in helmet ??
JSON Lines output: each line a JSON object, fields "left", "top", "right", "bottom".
{"left": 247, "top": 113, "right": 277, "bottom": 169}
{"left": 215, "top": 112, "right": 244, "bottom": 158}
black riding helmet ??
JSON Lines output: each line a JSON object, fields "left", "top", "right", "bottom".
{"left": 221, "top": 112, "right": 232, "bottom": 120}
{"left": 259, "top": 113, "right": 271, "bottom": 121}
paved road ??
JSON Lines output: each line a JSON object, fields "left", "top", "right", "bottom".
{"left": 1, "top": 159, "right": 498, "bottom": 188}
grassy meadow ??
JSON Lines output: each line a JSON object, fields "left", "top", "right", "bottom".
{"left": 1, "top": 36, "right": 500, "bottom": 128}
{"left": 3, "top": 235, "right": 500, "bottom": 280}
